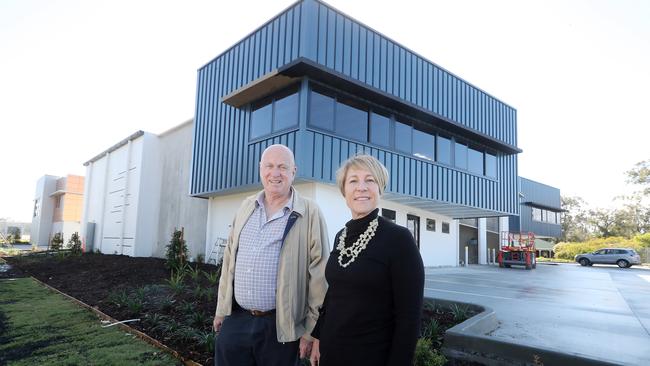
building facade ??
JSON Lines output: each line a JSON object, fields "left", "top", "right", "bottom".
{"left": 80, "top": 120, "right": 208, "bottom": 259}
{"left": 509, "top": 177, "right": 563, "bottom": 257}
{"left": 31, "top": 174, "right": 84, "bottom": 247}
{"left": 190, "top": 0, "right": 524, "bottom": 267}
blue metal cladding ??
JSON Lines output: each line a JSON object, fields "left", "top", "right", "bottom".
{"left": 307, "top": 0, "right": 516, "bottom": 147}
{"left": 191, "top": 0, "right": 520, "bottom": 216}
{"left": 510, "top": 177, "right": 562, "bottom": 237}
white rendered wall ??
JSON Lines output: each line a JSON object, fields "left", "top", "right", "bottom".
{"left": 81, "top": 157, "right": 106, "bottom": 251}
{"left": 133, "top": 133, "right": 161, "bottom": 257}
{"left": 31, "top": 175, "right": 57, "bottom": 247}
{"left": 155, "top": 121, "right": 208, "bottom": 260}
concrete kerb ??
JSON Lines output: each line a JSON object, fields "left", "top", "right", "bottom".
{"left": 436, "top": 297, "right": 620, "bottom": 366}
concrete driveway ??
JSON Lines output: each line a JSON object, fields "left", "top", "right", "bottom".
{"left": 426, "top": 263, "right": 650, "bottom": 365}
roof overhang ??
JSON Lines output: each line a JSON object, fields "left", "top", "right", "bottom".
{"left": 383, "top": 192, "right": 514, "bottom": 219}
{"left": 222, "top": 58, "right": 522, "bottom": 155}
{"left": 523, "top": 201, "right": 566, "bottom": 212}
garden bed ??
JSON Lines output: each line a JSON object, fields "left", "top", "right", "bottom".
{"left": 4, "top": 253, "right": 481, "bottom": 365}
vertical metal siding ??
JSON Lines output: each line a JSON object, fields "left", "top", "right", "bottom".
{"left": 191, "top": 0, "right": 520, "bottom": 216}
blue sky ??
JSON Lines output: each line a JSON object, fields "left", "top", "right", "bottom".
{"left": 1, "top": 0, "right": 648, "bottom": 222}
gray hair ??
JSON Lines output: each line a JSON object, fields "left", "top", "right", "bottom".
{"left": 336, "top": 154, "right": 389, "bottom": 196}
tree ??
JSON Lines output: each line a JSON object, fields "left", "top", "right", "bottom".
{"left": 626, "top": 159, "right": 650, "bottom": 195}
{"left": 8, "top": 227, "right": 21, "bottom": 241}
{"left": 165, "top": 228, "right": 188, "bottom": 272}
{"left": 67, "top": 232, "right": 82, "bottom": 255}
{"left": 50, "top": 232, "right": 64, "bottom": 250}
{"left": 560, "top": 196, "right": 591, "bottom": 242}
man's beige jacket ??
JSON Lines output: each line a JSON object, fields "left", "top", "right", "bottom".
{"left": 215, "top": 189, "right": 330, "bottom": 342}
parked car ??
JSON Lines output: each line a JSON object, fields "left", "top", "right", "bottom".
{"left": 575, "top": 248, "right": 641, "bottom": 268}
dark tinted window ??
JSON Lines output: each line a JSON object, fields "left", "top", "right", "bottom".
{"left": 485, "top": 153, "right": 497, "bottom": 177}
{"left": 309, "top": 90, "right": 335, "bottom": 130}
{"left": 250, "top": 102, "right": 272, "bottom": 139}
{"left": 395, "top": 120, "right": 411, "bottom": 153}
{"left": 468, "top": 147, "right": 483, "bottom": 174}
{"left": 454, "top": 142, "right": 468, "bottom": 169}
{"left": 369, "top": 112, "right": 390, "bottom": 147}
{"left": 382, "top": 208, "right": 396, "bottom": 223}
{"left": 442, "top": 222, "right": 450, "bottom": 234}
{"left": 437, "top": 135, "right": 451, "bottom": 164}
{"left": 336, "top": 97, "right": 367, "bottom": 141}
{"left": 274, "top": 92, "right": 299, "bottom": 131}
{"left": 412, "top": 128, "right": 434, "bottom": 161}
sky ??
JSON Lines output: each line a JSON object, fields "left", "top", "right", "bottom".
{"left": 1, "top": 0, "right": 649, "bottom": 223}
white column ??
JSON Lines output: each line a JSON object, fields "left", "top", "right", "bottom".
{"left": 478, "top": 218, "right": 487, "bottom": 264}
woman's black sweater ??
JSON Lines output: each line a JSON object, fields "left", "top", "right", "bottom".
{"left": 313, "top": 208, "right": 425, "bottom": 366}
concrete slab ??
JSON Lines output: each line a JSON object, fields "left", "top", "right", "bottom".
{"left": 426, "top": 263, "right": 650, "bottom": 365}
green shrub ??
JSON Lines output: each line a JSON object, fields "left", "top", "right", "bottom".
{"left": 68, "top": 232, "right": 82, "bottom": 255}
{"left": 165, "top": 229, "right": 188, "bottom": 272}
{"left": 166, "top": 272, "right": 186, "bottom": 295}
{"left": 450, "top": 304, "right": 469, "bottom": 322}
{"left": 421, "top": 318, "right": 441, "bottom": 341}
{"left": 413, "top": 338, "right": 446, "bottom": 366}
{"left": 554, "top": 236, "right": 640, "bottom": 260}
{"left": 50, "top": 232, "right": 64, "bottom": 251}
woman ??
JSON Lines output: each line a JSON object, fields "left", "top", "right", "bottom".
{"left": 310, "top": 154, "right": 424, "bottom": 366}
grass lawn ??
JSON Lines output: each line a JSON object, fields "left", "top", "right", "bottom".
{"left": 0, "top": 277, "right": 180, "bottom": 366}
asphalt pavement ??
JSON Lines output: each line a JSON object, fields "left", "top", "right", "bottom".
{"left": 426, "top": 263, "right": 650, "bottom": 365}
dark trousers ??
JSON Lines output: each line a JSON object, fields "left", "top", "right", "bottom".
{"left": 214, "top": 308, "right": 300, "bottom": 366}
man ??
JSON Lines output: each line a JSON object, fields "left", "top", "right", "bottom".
{"left": 213, "top": 144, "right": 329, "bottom": 366}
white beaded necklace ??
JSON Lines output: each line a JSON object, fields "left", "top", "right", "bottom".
{"left": 337, "top": 217, "right": 379, "bottom": 268}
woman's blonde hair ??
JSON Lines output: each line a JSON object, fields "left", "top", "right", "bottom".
{"left": 336, "top": 154, "right": 389, "bottom": 196}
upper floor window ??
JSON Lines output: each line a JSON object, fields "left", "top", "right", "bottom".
{"left": 307, "top": 83, "right": 499, "bottom": 178}
{"left": 412, "top": 127, "right": 435, "bottom": 161}
{"left": 468, "top": 147, "right": 484, "bottom": 175}
{"left": 454, "top": 142, "right": 468, "bottom": 170}
{"left": 436, "top": 135, "right": 451, "bottom": 165}
{"left": 532, "top": 207, "right": 560, "bottom": 224}
{"left": 250, "top": 85, "right": 299, "bottom": 140}
{"left": 369, "top": 112, "right": 390, "bottom": 147}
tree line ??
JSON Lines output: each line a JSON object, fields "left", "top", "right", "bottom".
{"left": 561, "top": 159, "right": 650, "bottom": 242}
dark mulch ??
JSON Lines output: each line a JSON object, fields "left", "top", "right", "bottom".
{"left": 4, "top": 253, "right": 483, "bottom": 366}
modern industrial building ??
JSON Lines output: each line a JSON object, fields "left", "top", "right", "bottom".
{"left": 31, "top": 174, "right": 84, "bottom": 247}
{"left": 80, "top": 120, "right": 208, "bottom": 259}
{"left": 189, "top": 0, "right": 531, "bottom": 267}
{"left": 510, "top": 177, "right": 563, "bottom": 257}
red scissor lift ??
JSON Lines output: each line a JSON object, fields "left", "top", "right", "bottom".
{"left": 498, "top": 231, "right": 537, "bottom": 270}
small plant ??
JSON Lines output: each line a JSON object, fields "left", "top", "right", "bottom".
{"left": 195, "top": 253, "right": 205, "bottom": 264}
{"left": 196, "top": 331, "right": 215, "bottom": 353}
{"left": 165, "top": 228, "right": 189, "bottom": 272}
{"left": 50, "top": 232, "right": 64, "bottom": 251}
{"left": 413, "top": 338, "right": 447, "bottom": 366}
{"left": 187, "top": 311, "right": 209, "bottom": 328}
{"left": 126, "top": 297, "right": 144, "bottom": 316}
{"left": 204, "top": 270, "right": 219, "bottom": 286}
{"left": 450, "top": 304, "right": 469, "bottom": 322}
{"left": 108, "top": 288, "right": 130, "bottom": 308}
{"left": 188, "top": 264, "right": 202, "bottom": 282}
{"left": 159, "top": 296, "right": 175, "bottom": 313}
{"left": 166, "top": 272, "right": 186, "bottom": 295}
{"left": 191, "top": 285, "right": 204, "bottom": 300}
{"left": 421, "top": 318, "right": 441, "bottom": 340}
{"left": 179, "top": 301, "right": 195, "bottom": 315}
{"left": 203, "top": 287, "right": 216, "bottom": 301}
{"left": 67, "top": 232, "right": 82, "bottom": 255}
